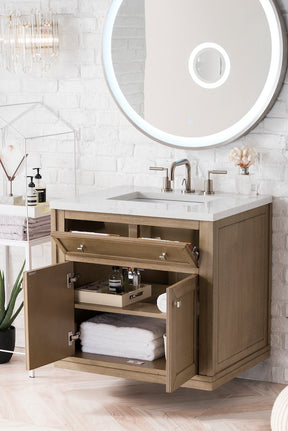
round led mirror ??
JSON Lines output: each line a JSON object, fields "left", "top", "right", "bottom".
{"left": 103, "top": 0, "right": 287, "bottom": 149}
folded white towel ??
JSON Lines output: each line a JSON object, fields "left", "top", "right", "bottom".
{"left": 0, "top": 232, "right": 49, "bottom": 241}
{"left": 0, "top": 214, "right": 51, "bottom": 241}
{"left": 82, "top": 335, "right": 164, "bottom": 352}
{"left": 0, "top": 215, "right": 26, "bottom": 225}
{"left": 0, "top": 215, "right": 51, "bottom": 241}
{"left": 0, "top": 221, "right": 50, "bottom": 231}
{"left": 81, "top": 313, "right": 166, "bottom": 343}
{"left": 157, "top": 293, "right": 167, "bottom": 313}
{"left": 81, "top": 343, "right": 164, "bottom": 361}
{"left": 80, "top": 313, "right": 166, "bottom": 361}
{"left": 0, "top": 215, "right": 50, "bottom": 227}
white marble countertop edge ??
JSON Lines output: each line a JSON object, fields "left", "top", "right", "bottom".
{"left": 50, "top": 187, "right": 273, "bottom": 222}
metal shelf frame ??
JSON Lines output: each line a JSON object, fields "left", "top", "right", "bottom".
{"left": 0, "top": 102, "right": 78, "bottom": 374}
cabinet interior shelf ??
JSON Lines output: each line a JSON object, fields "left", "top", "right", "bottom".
{"left": 74, "top": 282, "right": 168, "bottom": 319}
{"left": 71, "top": 350, "right": 167, "bottom": 374}
{"left": 74, "top": 301, "right": 166, "bottom": 319}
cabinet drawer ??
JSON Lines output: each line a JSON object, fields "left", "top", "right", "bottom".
{"left": 52, "top": 231, "right": 198, "bottom": 272}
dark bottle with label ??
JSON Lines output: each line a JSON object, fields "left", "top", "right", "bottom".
{"left": 33, "top": 168, "right": 46, "bottom": 204}
{"left": 109, "top": 266, "right": 124, "bottom": 293}
{"left": 26, "top": 176, "right": 37, "bottom": 206}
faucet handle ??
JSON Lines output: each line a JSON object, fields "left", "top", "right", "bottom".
{"left": 149, "top": 166, "right": 173, "bottom": 192}
{"left": 208, "top": 170, "right": 228, "bottom": 179}
{"left": 205, "top": 170, "right": 227, "bottom": 195}
{"left": 149, "top": 166, "right": 167, "bottom": 172}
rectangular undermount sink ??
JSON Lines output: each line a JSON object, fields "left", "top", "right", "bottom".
{"left": 108, "top": 191, "right": 214, "bottom": 205}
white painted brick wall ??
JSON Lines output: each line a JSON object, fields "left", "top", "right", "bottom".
{"left": 0, "top": 0, "right": 287, "bottom": 385}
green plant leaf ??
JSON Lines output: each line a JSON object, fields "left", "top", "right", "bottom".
{"left": 0, "top": 271, "right": 5, "bottom": 322}
{"left": 0, "top": 277, "right": 23, "bottom": 329}
{"left": 0, "top": 261, "right": 25, "bottom": 330}
{"left": 9, "top": 261, "right": 25, "bottom": 304}
{"left": 5, "top": 301, "right": 23, "bottom": 329}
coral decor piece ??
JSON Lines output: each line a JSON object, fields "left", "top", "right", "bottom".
{"left": 228, "top": 146, "right": 257, "bottom": 170}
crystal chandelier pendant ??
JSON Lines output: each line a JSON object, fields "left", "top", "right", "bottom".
{"left": 0, "top": 10, "right": 59, "bottom": 73}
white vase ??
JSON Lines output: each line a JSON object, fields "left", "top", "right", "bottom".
{"left": 235, "top": 168, "right": 252, "bottom": 195}
{"left": 271, "top": 385, "right": 288, "bottom": 431}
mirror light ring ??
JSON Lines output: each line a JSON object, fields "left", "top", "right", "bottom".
{"left": 103, "top": 0, "right": 286, "bottom": 149}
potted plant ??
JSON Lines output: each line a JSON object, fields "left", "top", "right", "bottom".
{"left": 0, "top": 261, "right": 25, "bottom": 363}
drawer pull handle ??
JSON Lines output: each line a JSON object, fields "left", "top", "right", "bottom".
{"left": 77, "top": 244, "right": 85, "bottom": 252}
{"left": 174, "top": 300, "right": 181, "bottom": 309}
{"left": 159, "top": 252, "right": 167, "bottom": 261}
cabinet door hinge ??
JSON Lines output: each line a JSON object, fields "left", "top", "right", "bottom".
{"left": 192, "top": 246, "right": 200, "bottom": 262}
{"left": 68, "top": 331, "right": 81, "bottom": 346}
{"left": 67, "top": 273, "right": 80, "bottom": 288}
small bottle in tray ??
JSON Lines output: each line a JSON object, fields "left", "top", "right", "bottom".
{"left": 109, "top": 266, "right": 124, "bottom": 294}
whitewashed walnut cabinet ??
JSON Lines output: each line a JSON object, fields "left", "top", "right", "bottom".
{"left": 23, "top": 190, "right": 271, "bottom": 393}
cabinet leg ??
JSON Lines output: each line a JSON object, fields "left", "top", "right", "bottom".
{"left": 29, "top": 370, "right": 35, "bottom": 378}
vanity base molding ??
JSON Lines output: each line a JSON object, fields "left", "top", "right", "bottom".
{"left": 186, "top": 347, "right": 270, "bottom": 391}
{"left": 24, "top": 203, "right": 271, "bottom": 393}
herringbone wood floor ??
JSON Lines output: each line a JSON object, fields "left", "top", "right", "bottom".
{"left": 0, "top": 354, "right": 284, "bottom": 431}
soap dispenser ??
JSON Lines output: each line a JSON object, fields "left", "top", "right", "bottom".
{"left": 26, "top": 176, "right": 37, "bottom": 206}
{"left": 33, "top": 168, "right": 46, "bottom": 203}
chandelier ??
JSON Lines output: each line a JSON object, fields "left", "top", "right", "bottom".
{"left": 0, "top": 10, "right": 59, "bottom": 73}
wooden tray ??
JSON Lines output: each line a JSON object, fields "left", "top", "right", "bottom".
{"left": 75, "top": 283, "right": 152, "bottom": 307}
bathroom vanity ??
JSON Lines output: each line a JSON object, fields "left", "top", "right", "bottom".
{"left": 24, "top": 187, "right": 272, "bottom": 392}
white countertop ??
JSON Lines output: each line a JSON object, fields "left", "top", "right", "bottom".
{"left": 50, "top": 186, "right": 272, "bottom": 222}
{"left": 50, "top": 186, "right": 272, "bottom": 221}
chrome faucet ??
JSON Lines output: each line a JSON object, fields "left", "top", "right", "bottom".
{"left": 170, "top": 159, "right": 194, "bottom": 193}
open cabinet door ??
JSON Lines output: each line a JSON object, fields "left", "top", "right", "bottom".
{"left": 166, "top": 275, "right": 197, "bottom": 392}
{"left": 24, "top": 262, "right": 75, "bottom": 370}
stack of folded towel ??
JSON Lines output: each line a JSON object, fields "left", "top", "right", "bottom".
{"left": 0, "top": 215, "right": 51, "bottom": 240}
{"left": 80, "top": 313, "right": 166, "bottom": 361}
